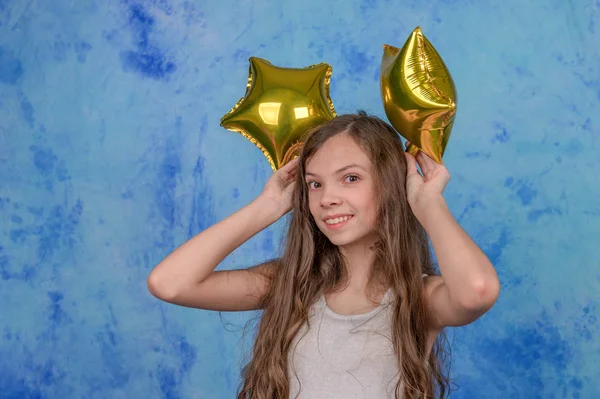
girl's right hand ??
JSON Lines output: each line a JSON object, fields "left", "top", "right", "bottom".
{"left": 259, "top": 157, "right": 299, "bottom": 217}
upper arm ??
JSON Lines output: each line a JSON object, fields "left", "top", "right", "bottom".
{"left": 150, "top": 259, "right": 278, "bottom": 312}
{"left": 423, "top": 275, "right": 493, "bottom": 330}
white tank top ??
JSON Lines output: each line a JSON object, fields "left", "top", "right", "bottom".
{"left": 288, "top": 288, "right": 402, "bottom": 399}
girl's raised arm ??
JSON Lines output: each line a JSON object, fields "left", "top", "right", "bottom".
{"left": 147, "top": 159, "right": 299, "bottom": 311}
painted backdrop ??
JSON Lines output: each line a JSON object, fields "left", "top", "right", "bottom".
{"left": 1, "top": 0, "right": 599, "bottom": 398}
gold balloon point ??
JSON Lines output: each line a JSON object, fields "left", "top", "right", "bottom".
{"left": 381, "top": 27, "right": 457, "bottom": 164}
{"left": 220, "top": 57, "right": 336, "bottom": 171}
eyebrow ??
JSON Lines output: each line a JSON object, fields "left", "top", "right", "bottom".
{"left": 305, "top": 163, "right": 366, "bottom": 178}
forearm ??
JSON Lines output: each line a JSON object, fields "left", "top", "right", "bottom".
{"left": 147, "top": 195, "right": 284, "bottom": 297}
{"left": 415, "top": 196, "right": 499, "bottom": 308}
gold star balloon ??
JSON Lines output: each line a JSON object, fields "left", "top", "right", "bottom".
{"left": 220, "top": 57, "right": 337, "bottom": 171}
{"left": 380, "top": 27, "right": 457, "bottom": 164}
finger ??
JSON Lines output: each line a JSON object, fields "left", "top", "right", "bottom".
{"left": 416, "top": 151, "right": 438, "bottom": 175}
{"left": 415, "top": 151, "right": 430, "bottom": 175}
{"left": 404, "top": 152, "right": 419, "bottom": 177}
{"left": 418, "top": 150, "right": 436, "bottom": 165}
{"left": 404, "top": 152, "right": 424, "bottom": 189}
{"left": 278, "top": 170, "right": 297, "bottom": 186}
{"left": 279, "top": 159, "right": 299, "bottom": 180}
{"left": 279, "top": 157, "right": 299, "bottom": 172}
{"left": 404, "top": 141, "right": 424, "bottom": 173}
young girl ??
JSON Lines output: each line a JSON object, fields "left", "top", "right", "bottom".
{"left": 147, "top": 112, "right": 500, "bottom": 398}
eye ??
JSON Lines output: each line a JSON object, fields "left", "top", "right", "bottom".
{"left": 344, "top": 174, "right": 360, "bottom": 183}
{"left": 307, "top": 181, "right": 321, "bottom": 190}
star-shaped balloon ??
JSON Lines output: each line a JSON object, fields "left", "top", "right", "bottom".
{"left": 380, "top": 27, "right": 457, "bottom": 164}
{"left": 220, "top": 57, "right": 337, "bottom": 171}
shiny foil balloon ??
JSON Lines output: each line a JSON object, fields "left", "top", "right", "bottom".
{"left": 381, "top": 27, "right": 457, "bottom": 164}
{"left": 220, "top": 57, "right": 337, "bottom": 171}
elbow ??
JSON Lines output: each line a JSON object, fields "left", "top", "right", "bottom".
{"left": 457, "top": 276, "right": 501, "bottom": 312}
{"left": 476, "top": 277, "right": 501, "bottom": 309}
{"left": 147, "top": 271, "right": 177, "bottom": 302}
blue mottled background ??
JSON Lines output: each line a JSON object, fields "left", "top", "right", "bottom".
{"left": 1, "top": 0, "right": 598, "bottom": 398}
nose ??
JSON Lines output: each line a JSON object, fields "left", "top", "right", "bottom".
{"left": 319, "top": 185, "right": 342, "bottom": 208}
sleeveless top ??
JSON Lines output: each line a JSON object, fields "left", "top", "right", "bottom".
{"left": 287, "top": 288, "right": 401, "bottom": 399}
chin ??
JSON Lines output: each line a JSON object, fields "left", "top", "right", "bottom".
{"left": 317, "top": 222, "right": 377, "bottom": 248}
{"left": 323, "top": 233, "right": 365, "bottom": 248}
{"left": 326, "top": 236, "right": 349, "bottom": 246}
{"left": 319, "top": 230, "right": 348, "bottom": 246}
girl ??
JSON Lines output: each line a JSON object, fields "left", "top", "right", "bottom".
{"left": 147, "top": 112, "right": 500, "bottom": 398}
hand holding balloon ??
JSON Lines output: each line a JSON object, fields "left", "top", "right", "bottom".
{"left": 404, "top": 144, "right": 450, "bottom": 214}
{"left": 258, "top": 157, "right": 300, "bottom": 217}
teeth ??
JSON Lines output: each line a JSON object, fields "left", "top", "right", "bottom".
{"left": 325, "top": 216, "right": 351, "bottom": 225}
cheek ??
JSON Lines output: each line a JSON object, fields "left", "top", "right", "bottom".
{"left": 307, "top": 193, "right": 320, "bottom": 215}
{"left": 363, "top": 191, "right": 380, "bottom": 220}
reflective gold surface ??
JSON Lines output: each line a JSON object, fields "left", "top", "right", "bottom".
{"left": 381, "top": 27, "right": 457, "bottom": 164}
{"left": 221, "top": 57, "right": 336, "bottom": 171}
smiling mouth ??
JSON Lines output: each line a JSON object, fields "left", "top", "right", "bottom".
{"left": 323, "top": 215, "right": 354, "bottom": 229}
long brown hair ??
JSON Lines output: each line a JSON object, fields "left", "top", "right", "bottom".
{"left": 238, "top": 112, "right": 452, "bottom": 398}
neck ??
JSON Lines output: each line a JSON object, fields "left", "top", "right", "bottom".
{"left": 338, "top": 238, "right": 377, "bottom": 290}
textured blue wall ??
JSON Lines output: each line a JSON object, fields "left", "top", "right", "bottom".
{"left": 1, "top": 1, "right": 599, "bottom": 398}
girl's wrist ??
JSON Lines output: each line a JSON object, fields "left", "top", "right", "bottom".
{"left": 410, "top": 194, "right": 448, "bottom": 226}
{"left": 254, "top": 193, "right": 289, "bottom": 222}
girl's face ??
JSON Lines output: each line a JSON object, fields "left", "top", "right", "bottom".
{"left": 304, "top": 133, "right": 379, "bottom": 248}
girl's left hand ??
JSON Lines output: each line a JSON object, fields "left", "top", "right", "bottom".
{"left": 404, "top": 145, "right": 450, "bottom": 209}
